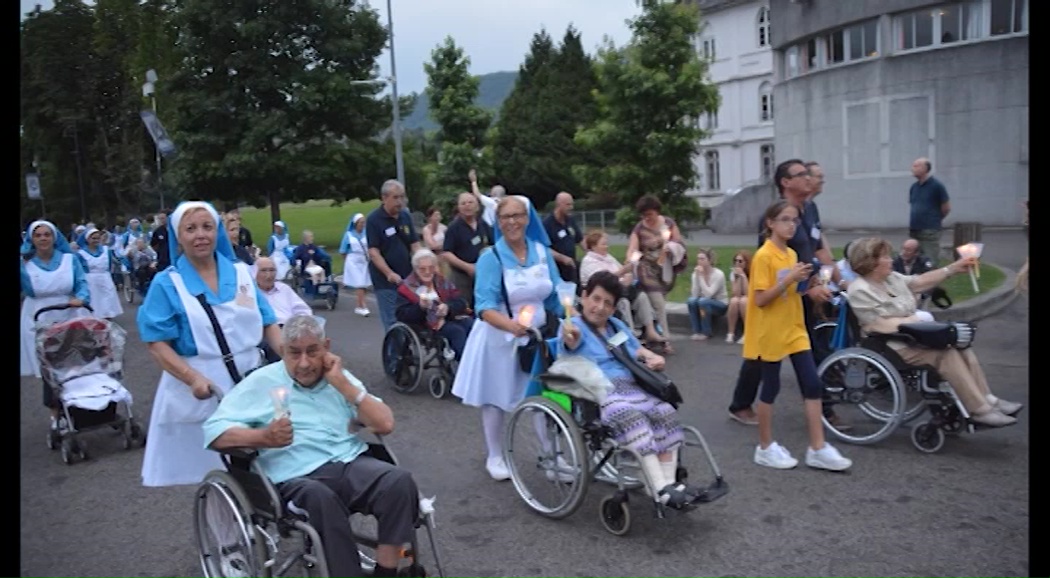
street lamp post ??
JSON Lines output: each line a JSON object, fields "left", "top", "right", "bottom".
{"left": 142, "top": 69, "right": 164, "bottom": 210}
{"left": 386, "top": 0, "right": 405, "bottom": 189}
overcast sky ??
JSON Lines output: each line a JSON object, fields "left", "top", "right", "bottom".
{"left": 20, "top": 0, "right": 641, "bottom": 95}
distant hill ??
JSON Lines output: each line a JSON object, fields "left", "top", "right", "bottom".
{"left": 402, "top": 70, "right": 518, "bottom": 133}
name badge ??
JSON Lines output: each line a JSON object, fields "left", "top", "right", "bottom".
{"left": 235, "top": 284, "right": 254, "bottom": 308}
{"left": 557, "top": 229, "right": 567, "bottom": 239}
{"left": 810, "top": 226, "right": 821, "bottom": 241}
{"left": 471, "top": 236, "right": 481, "bottom": 246}
{"left": 384, "top": 227, "right": 396, "bottom": 237}
{"left": 608, "top": 331, "right": 629, "bottom": 347}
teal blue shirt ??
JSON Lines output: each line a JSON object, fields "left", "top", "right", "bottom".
{"left": 20, "top": 252, "right": 91, "bottom": 303}
{"left": 202, "top": 361, "right": 374, "bottom": 484}
{"left": 559, "top": 315, "right": 641, "bottom": 381}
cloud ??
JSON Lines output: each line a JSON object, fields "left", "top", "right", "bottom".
{"left": 21, "top": 0, "right": 642, "bottom": 93}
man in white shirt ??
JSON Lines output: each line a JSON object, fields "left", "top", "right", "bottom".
{"left": 256, "top": 257, "right": 314, "bottom": 362}
{"left": 468, "top": 168, "right": 504, "bottom": 228}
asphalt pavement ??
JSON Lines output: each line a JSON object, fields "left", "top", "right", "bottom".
{"left": 20, "top": 281, "right": 1030, "bottom": 577}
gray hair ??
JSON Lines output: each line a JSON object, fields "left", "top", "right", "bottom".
{"left": 381, "top": 179, "right": 404, "bottom": 197}
{"left": 282, "top": 314, "right": 326, "bottom": 343}
{"left": 490, "top": 185, "right": 506, "bottom": 198}
{"left": 411, "top": 248, "right": 439, "bottom": 269}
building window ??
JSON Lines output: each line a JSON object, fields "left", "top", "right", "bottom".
{"left": 784, "top": 19, "right": 878, "bottom": 78}
{"left": 702, "top": 109, "right": 718, "bottom": 131}
{"left": 991, "top": 0, "right": 1027, "bottom": 36}
{"left": 705, "top": 150, "right": 720, "bottom": 191}
{"left": 701, "top": 37, "right": 716, "bottom": 60}
{"left": 895, "top": 1, "right": 1025, "bottom": 52}
{"left": 758, "top": 7, "right": 770, "bottom": 48}
{"left": 760, "top": 144, "right": 775, "bottom": 182}
{"left": 759, "top": 82, "right": 774, "bottom": 122}
{"left": 785, "top": 45, "right": 800, "bottom": 78}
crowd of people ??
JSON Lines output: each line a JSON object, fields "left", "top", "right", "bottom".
{"left": 18, "top": 158, "right": 1026, "bottom": 577}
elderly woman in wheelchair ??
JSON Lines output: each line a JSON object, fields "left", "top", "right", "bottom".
{"left": 199, "top": 315, "right": 437, "bottom": 578}
{"left": 503, "top": 271, "right": 727, "bottom": 535}
{"left": 817, "top": 238, "right": 1022, "bottom": 452}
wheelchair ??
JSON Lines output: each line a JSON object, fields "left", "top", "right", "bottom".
{"left": 503, "top": 333, "right": 728, "bottom": 536}
{"left": 292, "top": 258, "right": 339, "bottom": 311}
{"left": 814, "top": 293, "right": 999, "bottom": 453}
{"left": 193, "top": 428, "right": 445, "bottom": 578}
{"left": 381, "top": 322, "right": 457, "bottom": 399}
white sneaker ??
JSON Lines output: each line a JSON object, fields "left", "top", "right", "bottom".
{"left": 543, "top": 455, "right": 578, "bottom": 483}
{"left": 486, "top": 457, "right": 510, "bottom": 481}
{"left": 725, "top": 333, "right": 735, "bottom": 343}
{"left": 971, "top": 409, "right": 1017, "bottom": 427}
{"left": 355, "top": 307, "right": 370, "bottom": 317}
{"left": 754, "top": 442, "right": 798, "bottom": 469}
{"left": 805, "top": 443, "right": 852, "bottom": 471}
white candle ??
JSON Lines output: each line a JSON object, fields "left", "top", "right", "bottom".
{"left": 517, "top": 305, "right": 534, "bottom": 327}
{"left": 969, "top": 268, "right": 980, "bottom": 294}
{"left": 270, "top": 387, "right": 290, "bottom": 419}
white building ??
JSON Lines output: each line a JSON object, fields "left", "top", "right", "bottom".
{"left": 689, "top": 0, "right": 776, "bottom": 203}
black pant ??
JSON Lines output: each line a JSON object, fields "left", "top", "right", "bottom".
{"left": 728, "top": 294, "right": 836, "bottom": 417}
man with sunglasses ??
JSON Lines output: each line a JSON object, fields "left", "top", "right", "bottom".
{"left": 727, "top": 159, "right": 850, "bottom": 430}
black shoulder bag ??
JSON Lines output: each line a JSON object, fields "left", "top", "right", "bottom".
{"left": 491, "top": 249, "right": 560, "bottom": 373}
{"left": 586, "top": 320, "right": 683, "bottom": 409}
{"left": 195, "top": 294, "right": 247, "bottom": 384}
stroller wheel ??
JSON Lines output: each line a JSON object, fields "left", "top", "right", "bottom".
{"left": 60, "top": 439, "right": 75, "bottom": 465}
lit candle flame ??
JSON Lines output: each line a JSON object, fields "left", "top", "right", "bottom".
{"left": 271, "top": 387, "right": 290, "bottom": 419}
{"left": 517, "top": 305, "right": 535, "bottom": 327}
{"left": 661, "top": 229, "right": 671, "bottom": 242}
{"left": 630, "top": 251, "right": 642, "bottom": 263}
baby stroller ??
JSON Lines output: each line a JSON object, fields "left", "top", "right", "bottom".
{"left": 36, "top": 304, "right": 145, "bottom": 465}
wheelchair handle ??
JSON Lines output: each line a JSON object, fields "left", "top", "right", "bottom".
{"left": 34, "top": 303, "right": 94, "bottom": 322}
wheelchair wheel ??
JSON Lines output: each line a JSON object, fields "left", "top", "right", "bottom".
{"left": 599, "top": 492, "right": 631, "bottom": 536}
{"left": 428, "top": 374, "right": 448, "bottom": 399}
{"left": 817, "top": 348, "right": 906, "bottom": 445}
{"left": 195, "top": 470, "right": 268, "bottom": 578}
{"left": 911, "top": 421, "right": 945, "bottom": 453}
{"left": 504, "top": 396, "right": 590, "bottom": 520}
{"left": 382, "top": 323, "right": 424, "bottom": 394}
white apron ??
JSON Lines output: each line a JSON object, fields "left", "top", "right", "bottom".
{"left": 141, "top": 262, "right": 264, "bottom": 487}
{"left": 79, "top": 246, "right": 124, "bottom": 319}
{"left": 341, "top": 232, "right": 372, "bottom": 289}
{"left": 270, "top": 235, "right": 291, "bottom": 279}
{"left": 21, "top": 254, "right": 83, "bottom": 377}
{"left": 452, "top": 242, "right": 553, "bottom": 412}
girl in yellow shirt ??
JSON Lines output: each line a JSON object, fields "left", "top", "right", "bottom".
{"left": 743, "top": 200, "right": 852, "bottom": 472}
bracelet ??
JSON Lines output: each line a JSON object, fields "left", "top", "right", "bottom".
{"left": 353, "top": 389, "right": 368, "bottom": 406}
{"left": 942, "top": 266, "right": 952, "bottom": 276}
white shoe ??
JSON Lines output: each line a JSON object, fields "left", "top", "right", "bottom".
{"left": 971, "top": 409, "right": 1017, "bottom": 427}
{"left": 486, "top": 457, "right": 510, "bottom": 481}
{"left": 725, "top": 333, "right": 735, "bottom": 343}
{"left": 754, "top": 442, "right": 798, "bottom": 469}
{"left": 354, "top": 307, "right": 370, "bottom": 317}
{"left": 805, "top": 442, "right": 852, "bottom": 471}
{"left": 992, "top": 398, "right": 1023, "bottom": 416}
{"left": 543, "top": 455, "right": 577, "bottom": 483}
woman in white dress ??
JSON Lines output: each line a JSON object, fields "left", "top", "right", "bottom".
{"left": 451, "top": 196, "right": 564, "bottom": 481}
{"left": 266, "top": 220, "right": 293, "bottom": 280}
{"left": 137, "top": 201, "right": 282, "bottom": 487}
{"left": 339, "top": 212, "right": 372, "bottom": 316}
{"left": 77, "top": 227, "right": 124, "bottom": 319}
{"left": 20, "top": 220, "right": 92, "bottom": 429}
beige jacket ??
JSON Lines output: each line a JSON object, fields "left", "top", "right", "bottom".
{"left": 845, "top": 272, "right": 925, "bottom": 350}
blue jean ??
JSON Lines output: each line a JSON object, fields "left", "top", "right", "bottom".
{"left": 376, "top": 288, "right": 398, "bottom": 333}
{"left": 686, "top": 297, "right": 728, "bottom": 336}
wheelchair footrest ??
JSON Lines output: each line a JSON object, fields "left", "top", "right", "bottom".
{"left": 691, "top": 477, "right": 729, "bottom": 504}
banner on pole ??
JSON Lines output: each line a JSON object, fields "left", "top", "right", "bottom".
{"left": 25, "top": 172, "right": 42, "bottom": 200}
{"left": 140, "top": 110, "right": 177, "bottom": 157}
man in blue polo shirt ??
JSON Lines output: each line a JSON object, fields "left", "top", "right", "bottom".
{"left": 441, "top": 191, "right": 493, "bottom": 308}
{"left": 908, "top": 157, "right": 951, "bottom": 261}
{"left": 726, "top": 159, "right": 850, "bottom": 430}
{"left": 543, "top": 191, "right": 584, "bottom": 286}
{"left": 366, "top": 179, "right": 421, "bottom": 331}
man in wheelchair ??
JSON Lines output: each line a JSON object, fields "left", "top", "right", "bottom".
{"left": 127, "top": 237, "right": 158, "bottom": 294}
{"left": 203, "top": 315, "right": 427, "bottom": 577}
{"left": 560, "top": 271, "right": 708, "bottom": 510}
{"left": 291, "top": 230, "right": 334, "bottom": 295}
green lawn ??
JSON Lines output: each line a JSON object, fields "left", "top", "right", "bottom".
{"left": 236, "top": 202, "right": 1003, "bottom": 304}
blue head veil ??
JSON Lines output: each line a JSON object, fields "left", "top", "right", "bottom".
{"left": 168, "top": 201, "right": 236, "bottom": 264}
{"left": 492, "top": 195, "right": 551, "bottom": 246}
{"left": 21, "top": 220, "right": 73, "bottom": 258}
{"left": 273, "top": 220, "right": 289, "bottom": 240}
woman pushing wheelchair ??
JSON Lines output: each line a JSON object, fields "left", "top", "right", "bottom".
{"left": 559, "top": 270, "right": 703, "bottom": 510}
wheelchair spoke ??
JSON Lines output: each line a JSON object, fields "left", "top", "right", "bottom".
{"left": 818, "top": 348, "right": 906, "bottom": 445}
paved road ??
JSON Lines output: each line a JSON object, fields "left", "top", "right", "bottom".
{"left": 21, "top": 292, "right": 1030, "bottom": 577}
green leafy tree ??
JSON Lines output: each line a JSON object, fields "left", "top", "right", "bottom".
{"left": 422, "top": 36, "right": 492, "bottom": 210}
{"left": 20, "top": 0, "right": 101, "bottom": 227}
{"left": 165, "top": 0, "right": 392, "bottom": 222}
{"left": 574, "top": 0, "right": 720, "bottom": 231}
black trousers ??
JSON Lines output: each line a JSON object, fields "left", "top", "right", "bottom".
{"left": 728, "top": 294, "right": 835, "bottom": 417}
{"left": 277, "top": 456, "right": 420, "bottom": 578}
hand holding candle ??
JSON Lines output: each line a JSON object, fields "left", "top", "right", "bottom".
{"left": 956, "top": 243, "right": 984, "bottom": 294}
{"left": 556, "top": 282, "right": 578, "bottom": 330}
{"left": 517, "top": 305, "right": 535, "bottom": 328}
{"left": 819, "top": 265, "right": 834, "bottom": 285}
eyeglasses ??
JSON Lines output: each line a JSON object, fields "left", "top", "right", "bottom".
{"left": 498, "top": 212, "right": 528, "bottom": 223}
{"left": 733, "top": 258, "right": 745, "bottom": 263}
{"left": 258, "top": 268, "right": 277, "bottom": 272}
{"left": 788, "top": 171, "right": 810, "bottom": 179}
{"left": 774, "top": 217, "right": 802, "bottom": 225}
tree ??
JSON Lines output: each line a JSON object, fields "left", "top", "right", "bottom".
{"left": 422, "top": 36, "right": 492, "bottom": 209}
{"left": 164, "top": 0, "right": 392, "bottom": 222}
{"left": 573, "top": 0, "right": 720, "bottom": 230}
